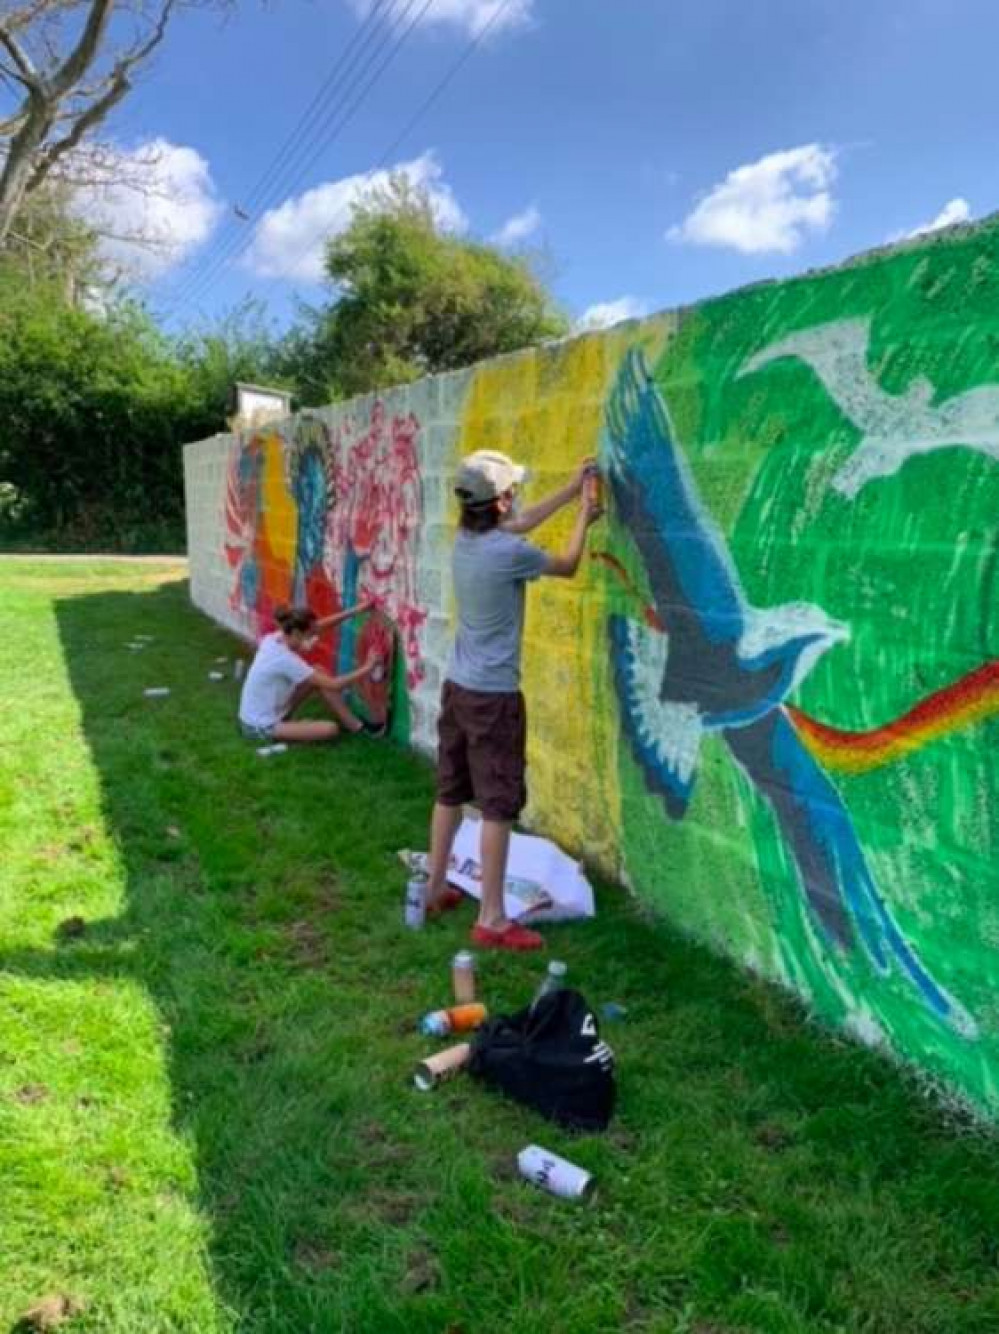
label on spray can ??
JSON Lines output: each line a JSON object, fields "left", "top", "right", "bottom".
{"left": 420, "top": 1003, "right": 487, "bottom": 1037}
{"left": 517, "top": 1145, "right": 595, "bottom": 1200}
{"left": 405, "top": 874, "right": 427, "bottom": 929}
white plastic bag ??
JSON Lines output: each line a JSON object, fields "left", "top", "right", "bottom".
{"left": 400, "top": 818, "right": 595, "bottom": 923}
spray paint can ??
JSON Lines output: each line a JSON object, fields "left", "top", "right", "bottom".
{"left": 517, "top": 1145, "right": 595, "bottom": 1201}
{"left": 412, "top": 1042, "right": 471, "bottom": 1091}
{"left": 257, "top": 743, "right": 288, "bottom": 757}
{"left": 405, "top": 873, "right": 428, "bottom": 929}
{"left": 208, "top": 671, "right": 225, "bottom": 681}
{"left": 452, "top": 950, "right": 476, "bottom": 1004}
{"left": 143, "top": 687, "right": 170, "bottom": 698}
{"left": 420, "top": 1003, "right": 487, "bottom": 1037}
{"left": 234, "top": 659, "right": 246, "bottom": 683}
{"left": 584, "top": 465, "right": 604, "bottom": 510}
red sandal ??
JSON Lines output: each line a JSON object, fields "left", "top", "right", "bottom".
{"left": 470, "top": 921, "right": 545, "bottom": 952}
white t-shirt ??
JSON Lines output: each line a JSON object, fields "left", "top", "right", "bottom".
{"left": 239, "top": 632, "right": 314, "bottom": 729}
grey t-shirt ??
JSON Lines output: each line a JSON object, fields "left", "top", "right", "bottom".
{"left": 447, "top": 528, "right": 550, "bottom": 693}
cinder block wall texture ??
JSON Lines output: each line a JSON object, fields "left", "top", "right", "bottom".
{"left": 185, "top": 221, "right": 999, "bottom": 1118}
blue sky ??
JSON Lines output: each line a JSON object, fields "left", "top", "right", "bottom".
{"left": 89, "top": 0, "right": 999, "bottom": 333}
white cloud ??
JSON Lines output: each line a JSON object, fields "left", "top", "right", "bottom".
{"left": 247, "top": 151, "right": 467, "bottom": 283}
{"left": 490, "top": 204, "right": 541, "bottom": 247}
{"left": 346, "top": 0, "right": 533, "bottom": 38}
{"left": 891, "top": 196, "right": 972, "bottom": 242}
{"left": 574, "top": 296, "right": 650, "bottom": 332}
{"left": 668, "top": 144, "right": 837, "bottom": 254}
{"left": 74, "top": 138, "right": 223, "bottom": 280}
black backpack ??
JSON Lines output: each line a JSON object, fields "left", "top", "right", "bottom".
{"left": 468, "top": 988, "right": 616, "bottom": 1132}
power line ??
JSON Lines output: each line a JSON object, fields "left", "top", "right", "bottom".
{"left": 163, "top": 0, "right": 405, "bottom": 308}
{"left": 168, "top": 0, "right": 433, "bottom": 315}
{"left": 169, "top": 0, "right": 514, "bottom": 317}
{"left": 235, "top": 0, "right": 398, "bottom": 222}
{"left": 162, "top": 1, "right": 393, "bottom": 303}
{"left": 374, "top": 0, "right": 512, "bottom": 169}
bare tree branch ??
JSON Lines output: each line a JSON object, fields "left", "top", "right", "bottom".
{"left": 26, "top": 4, "right": 173, "bottom": 190}
{"left": 0, "top": 19, "right": 39, "bottom": 85}
{"left": 0, "top": 0, "right": 181, "bottom": 242}
{"left": 47, "top": 0, "right": 113, "bottom": 97}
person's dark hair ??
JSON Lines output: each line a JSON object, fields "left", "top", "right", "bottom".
{"left": 274, "top": 605, "right": 317, "bottom": 636}
{"left": 457, "top": 493, "right": 502, "bottom": 533}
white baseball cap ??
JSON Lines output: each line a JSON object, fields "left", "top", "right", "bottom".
{"left": 454, "top": 450, "right": 527, "bottom": 506}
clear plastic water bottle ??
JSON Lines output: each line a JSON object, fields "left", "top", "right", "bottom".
{"left": 532, "top": 960, "right": 567, "bottom": 1008}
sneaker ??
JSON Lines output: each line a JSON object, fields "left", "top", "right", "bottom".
{"left": 471, "top": 921, "right": 545, "bottom": 952}
{"left": 360, "top": 717, "right": 388, "bottom": 738}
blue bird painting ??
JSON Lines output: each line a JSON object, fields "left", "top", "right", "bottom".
{"left": 602, "top": 348, "right": 974, "bottom": 1036}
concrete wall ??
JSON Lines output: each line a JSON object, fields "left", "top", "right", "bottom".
{"left": 185, "top": 220, "right": 999, "bottom": 1118}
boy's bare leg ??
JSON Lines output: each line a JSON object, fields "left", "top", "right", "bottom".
{"left": 274, "top": 718, "right": 340, "bottom": 743}
{"left": 286, "top": 680, "right": 366, "bottom": 732}
{"left": 478, "top": 818, "right": 512, "bottom": 930}
{"left": 427, "top": 802, "right": 463, "bottom": 908}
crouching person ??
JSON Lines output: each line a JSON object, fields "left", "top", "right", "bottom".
{"left": 238, "top": 603, "right": 383, "bottom": 745}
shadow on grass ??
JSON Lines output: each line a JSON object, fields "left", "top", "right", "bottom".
{"left": 3, "top": 574, "right": 999, "bottom": 1333}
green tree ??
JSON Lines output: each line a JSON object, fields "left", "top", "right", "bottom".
{"left": 0, "top": 268, "right": 284, "bottom": 551}
{"left": 293, "top": 175, "right": 568, "bottom": 402}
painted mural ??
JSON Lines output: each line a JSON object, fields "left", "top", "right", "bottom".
{"left": 223, "top": 402, "right": 427, "bottom": 727}
{"left": 193, "top": 217, "right": 999, "bottom": 1116}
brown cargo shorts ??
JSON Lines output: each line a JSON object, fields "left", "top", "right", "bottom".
{"left": 436, "top": 681, "right": 527, "bottom": 822}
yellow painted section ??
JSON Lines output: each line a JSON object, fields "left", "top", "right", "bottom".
{"left": 453, "top": 316, "right": 675, "bottom": 871}
{"left": 259, "top": 430, "right": 297, "bottom": 576}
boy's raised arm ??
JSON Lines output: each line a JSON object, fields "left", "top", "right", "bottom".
{"left": 502, "top": 458, "right": 595, "bottom": 535}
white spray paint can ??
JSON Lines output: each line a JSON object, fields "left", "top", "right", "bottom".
{"left": 143, "top": 687, "right": 170, "bottom": 698}
{"left": 208, "top": 671, "right": 225, "bottom": 682}
{"left": 234, "top": 660, "right": 246, "bottom": 683}
{"left": 517, "top": 1145, "right": 595, "bottom": 1201}
{"left": 256, "top": 743, "right": 288, "bottom": 757}
{"left": 405, "top": 873, "right": 427, "bottom": 929}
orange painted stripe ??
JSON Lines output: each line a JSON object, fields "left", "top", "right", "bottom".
{"left": 789, "top": 660, "right": 999, "bottom": 773}
{"left": 592, "top": 546, "right": 999, "bottom": 772}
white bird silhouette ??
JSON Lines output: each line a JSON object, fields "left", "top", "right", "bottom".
{"left": 739, "top": 316, "right": 999, "bottom": 497}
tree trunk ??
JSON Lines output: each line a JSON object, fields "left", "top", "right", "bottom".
{"left": 0, "top": 93, "right": 53, "bottom": 245}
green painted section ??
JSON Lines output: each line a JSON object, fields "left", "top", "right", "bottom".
{"left": 611, "top": 223, "right": 999, "bottom": 1115}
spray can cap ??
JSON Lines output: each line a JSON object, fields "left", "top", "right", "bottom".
{"left": 453, "top": 950, "right": 475, "bottom": 968}
{"left": 548, "top": 960, "right": 567, "bottom": 978}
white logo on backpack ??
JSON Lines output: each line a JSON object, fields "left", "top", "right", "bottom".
{"left": 584, "top": 1040, "right": 615, "bottom": 1072}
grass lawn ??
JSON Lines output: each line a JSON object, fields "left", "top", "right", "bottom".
{"left": 2, "top": 557, "right": 998, "bottom": 1334}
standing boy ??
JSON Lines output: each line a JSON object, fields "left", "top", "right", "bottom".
{"left": 425, "top": 450, "right": 603, "bottom": 951}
